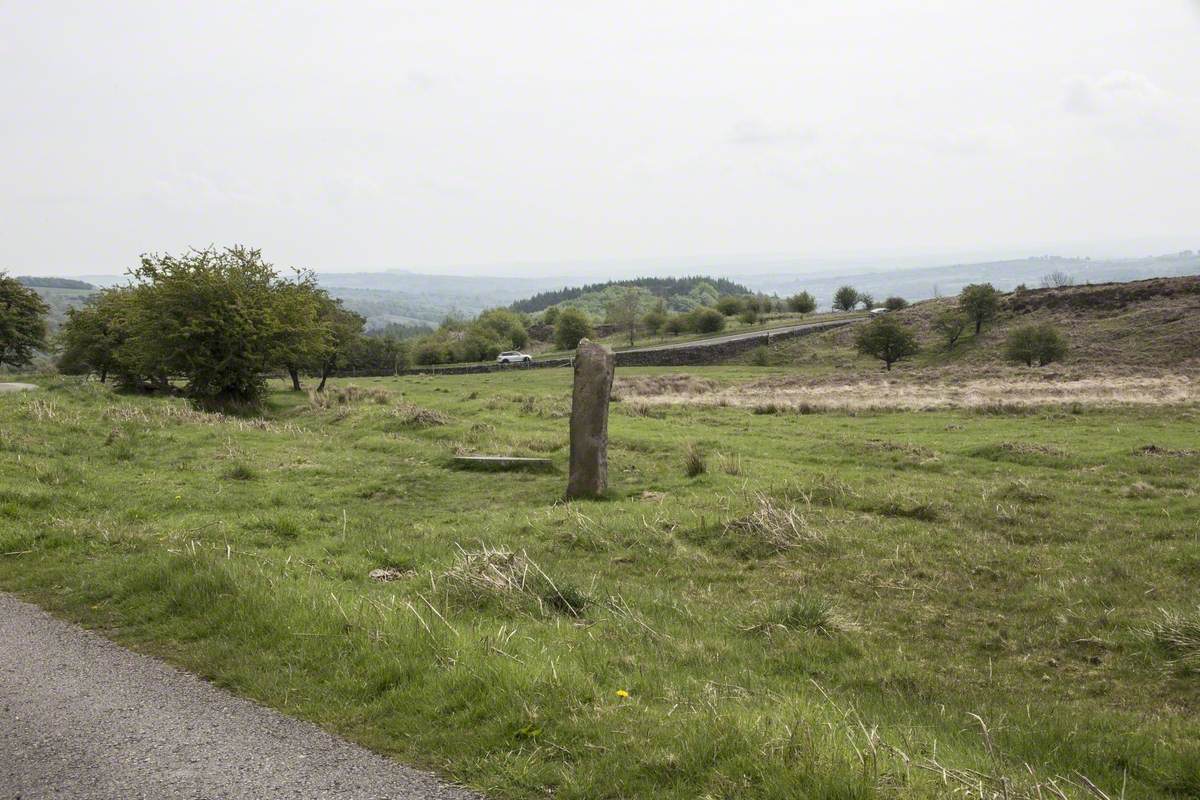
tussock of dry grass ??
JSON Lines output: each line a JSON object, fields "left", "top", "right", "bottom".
{"left": 615, "top": 400, "right": 666, "bottom": 418}
{"left": 615, "top": 374, "right": 721, "bottom": 399}
{"left": 103, "top": 403, "right": 285, "bottom": 432}
{"left": 627, "top": 374, "right": 1200, "bottom": 412}
{"left": 717, "top": 451, "right": 743, "bottom": 475}
{"left": 1146, "top": 608, "right": 1200, "bottom": 670}
{"left": 439, "top": 546, "right": 586, "bottom": 617}
{"left": 391, "top": 402, "right": 450, "bottom": 427}
{"left": 308, "top": 385, "right": 391, "bottom": 409}
{"left": 723, "top": 492, "right": 826, "bottom": 554}
{"left": 1124, "top": 481, "right": 1160, "bottom": 499}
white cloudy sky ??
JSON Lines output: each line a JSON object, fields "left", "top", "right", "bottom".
{"left": 2, "top": 1, "right": 1198, "bottom": 276}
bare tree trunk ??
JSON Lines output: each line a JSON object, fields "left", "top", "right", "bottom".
{"left": 316, "top": 361, "right": 331, "bottom": 392}
{"left": 287, "top": 366, "right": 302, "bottom": 391}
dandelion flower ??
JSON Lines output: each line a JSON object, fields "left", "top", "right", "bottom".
{"left": 615, "top": 689, "right": 630, "bottom": 698}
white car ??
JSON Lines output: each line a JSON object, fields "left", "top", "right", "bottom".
{"left": 868, "top": 307, "right": 889, "bottom": 317}
{"left": 496, "top": 351, "right": 533, "bottom": 364}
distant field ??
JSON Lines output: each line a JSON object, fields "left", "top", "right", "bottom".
{"left": 2, "top": 370, "right": 1198, "bottom": 799}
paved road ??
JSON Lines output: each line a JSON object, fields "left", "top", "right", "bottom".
{"left": 613, "top": 316, "right": 862, "bottom": 354}
{"left": 0, "top": 382, "right": 37, "bottom": 393}
{"left": 0, "top": 593, "right": 481, "bottom": 800}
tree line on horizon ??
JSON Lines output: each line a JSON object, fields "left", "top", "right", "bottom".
{"left": 509, "top": 276, "right": 752, "bottom": 313}
{"left": 3, "top": 252, "right": 1077, "bottom": 403}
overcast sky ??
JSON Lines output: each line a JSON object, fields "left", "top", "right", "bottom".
{"left": 3, "top": 1, "right": 1198, "bottom": 277}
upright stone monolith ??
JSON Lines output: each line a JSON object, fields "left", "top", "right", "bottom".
{"left": 566, "top": 339, "right": 615, "bottom": 500}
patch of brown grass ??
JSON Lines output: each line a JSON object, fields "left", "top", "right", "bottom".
{"left": 614, "top": 373, "right": 720, "bottom": 399}
{"left": 625, "top": 374, "right": 1200, "bottom": 413}
{"left": 391, "top": 402, "right": 451, "bottom": 427}
{"left": 723, "top": 492, "right": 826, "bottom": 554}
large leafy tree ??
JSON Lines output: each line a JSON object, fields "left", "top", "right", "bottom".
{"left": 605, "top": 286, "right": 650, "bottom": 346}
{"left": 833, "top": 285, "right": 859, "bottom": 312}
{"left": 474, "top": 308, "right": 529, "bottom": 350}
{"left": 56, "top": 288, "right": 134, "bottom": 382}
{"left": 314, "top": 300, "right": 366, "bottom": 391}
{"left": 99, "top": 246, "right": 343, "bottom": 404}
{"left": 931, "top": 309, "right": 968, "bottom": 350}
{"left": 122, "top": 247, "right": 294, "bottom": 403}
{"left": 854, "top": 316, "right": 919, "bottom": 370}
{"left": 959, "top": 283, "right": 999, "bottom": 335}
{"left": 272, "top": 275, "right": 331, "bottom": 391}
{"left": 787, "top": 291, "right": 816, "bottom": 315}
{"left": 554, "top": 308, "right": 593, "bottom": 350}
{"left": 0, "top": 272, "right": 50, "bottom": 369}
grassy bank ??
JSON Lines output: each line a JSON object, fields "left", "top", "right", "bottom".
{"left": 2, "top": 371, "right": 1198, "bottom": 798}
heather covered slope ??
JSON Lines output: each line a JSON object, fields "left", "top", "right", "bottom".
{"left": 736, "top": 275, "right": 1200, "bottom": 375}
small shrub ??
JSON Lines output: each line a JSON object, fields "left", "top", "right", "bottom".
{"left": 554, "top": 308, "right": 593, "bottom": 350}
{"left": 684, "top": 444, "right": 706, "bottom": 477}
{"left": 883, "top": 296, "right": 908, "bottom": 311}
{"left": 1005, "top": 323, "right": 1068, "bottom": 367}
{"left": 690, "top": 307, "right": 726, "bottom": 334}
{"left": 748, "top": 345, "right": 770, "bottom": 366}
{"left": 787, "top": 291, "right": 816, "bottom": 315}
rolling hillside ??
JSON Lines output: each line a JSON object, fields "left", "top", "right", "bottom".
{"left": 737, "top": 274, "right": 1200, "bottom": 375}
{"left": 747, "top": 251, "right": 1200, "bottom": 309}
{"left": 510, "top": 276, "right": 751, "bottom": 314}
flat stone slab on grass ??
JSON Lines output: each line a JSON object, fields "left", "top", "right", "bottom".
{"left": 0, "top": 382, "right": 37, "bottom": 393}
{"left": 451, "top": 455, "right": 555, "bottom": 472}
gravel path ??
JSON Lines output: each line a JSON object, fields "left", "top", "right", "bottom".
{"left": 0, "top": 592, "right": 482, "bottom": 800}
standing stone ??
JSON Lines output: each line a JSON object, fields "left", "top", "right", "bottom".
{"left": 566, "top": 339, "right": 615, "bottom": 499}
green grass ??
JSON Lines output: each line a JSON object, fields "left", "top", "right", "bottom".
{"left": 2, "top": 372, "right": 1199, "bottom": 799}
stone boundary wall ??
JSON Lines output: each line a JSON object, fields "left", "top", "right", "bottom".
{"left": 391, "top": 358, "right": 573, "bottom": 377}
{"left": 340, "top": 319, "right": 859, "bottom": 377}
{"left": 613, "top": 319, "right": 857, "bottom": 367}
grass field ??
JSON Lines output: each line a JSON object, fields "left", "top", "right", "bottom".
{"left": 2, "top": 370, "right": 1199, "bottom": 799}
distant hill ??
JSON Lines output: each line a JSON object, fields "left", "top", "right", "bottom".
{"left": 315, "top": 272, "right": 569, "bottom": 328}
{"left": 511, "top": 276, "right": 752, "bottom": 314}
{"left": 16, "top": 276, "right": 96, "bottom": 290}
{"left": 19, "top": 281, "right": 99, "bottom": 331}
{"left": 745, "top": 252, "right": 1200, "bottom": 309}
